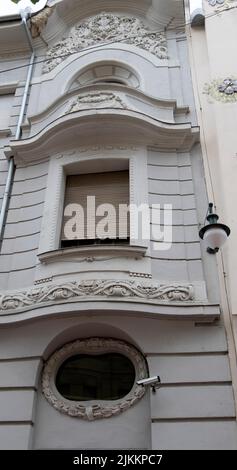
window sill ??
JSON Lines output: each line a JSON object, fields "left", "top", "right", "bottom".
{"left": 38, "top": 244, "right": 147, "bottom": 264}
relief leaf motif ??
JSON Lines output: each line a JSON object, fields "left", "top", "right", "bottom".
{"left": 207, "top": 0, "right": 233, "bottom": 7}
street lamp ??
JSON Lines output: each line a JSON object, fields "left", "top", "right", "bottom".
{"left": 199, "top": 203, "right": 230, "bottom": 254}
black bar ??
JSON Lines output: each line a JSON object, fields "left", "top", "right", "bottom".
{"left": 0, "top": 450, "right": 234, "bottom": 466}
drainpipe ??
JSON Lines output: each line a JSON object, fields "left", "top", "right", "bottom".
{"left": 0, "top": 8, "right": 35, "bottom": 246}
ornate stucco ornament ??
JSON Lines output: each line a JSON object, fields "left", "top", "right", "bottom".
{"left": 208, "top": 0, "right": 225, "bottom": 5}
{"left": 42, "top": 338, "right": 148, "bottom": 420}
{"left": 43, "top": 12, "right": 168, "bottom": 74}
{"left": 218, "top": 78, "right": 237, "bottom": 95}
{"left": 0, "top": 280, "right": 194, "bottom": 312}
{"left": 67, "top": 92, "right": 127, "bottom": 114}
{"left": 204, "top": 77, "right": 237, "bottom": 103}
{"left": 207, "top": 0, "right": 234, "bottom": 8}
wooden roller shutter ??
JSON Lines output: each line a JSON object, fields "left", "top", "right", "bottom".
{"left": 62, "top": 170, "right": 129, "bottom": 245}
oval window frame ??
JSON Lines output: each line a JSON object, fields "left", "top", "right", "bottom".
{"left": 42, "top": 337, "right": 148, "bottom": 420}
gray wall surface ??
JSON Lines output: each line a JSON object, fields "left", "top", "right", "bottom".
{"left": 0, "top": 315, "right": 235, "bottom": 450}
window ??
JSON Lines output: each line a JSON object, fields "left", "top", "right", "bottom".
{"left": 68, "top": 63, "right": 140, "bottom": 91}
{"left": 61, "top": 170, "right": 130, "bottom": 247}
{"left": 56, "top": 353, "right": 135, "bottom": 401}
{"left": 42, "top": 338, "right": 148, "bottom": 420}
{"left": 38, "top": 147, "right": 148, "bottom": 261}
{"left": 92, "top": 78, "right": 127, "bottom": 86}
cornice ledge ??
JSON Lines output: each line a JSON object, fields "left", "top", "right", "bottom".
{"left": 5, "top": 110, "right": 199, "bottom": 163}
{"left": 0, "top": 303, "right": 221, "bottom": 325}
{"left": 38, "top": 245, "right": 147, "bottom": 264}
{"left": 0, "top": 82, "right": 18, "bottom": 94}
{"left": 42, "top": 1, "right": 184, "bottom": 51}
{"left": 0, "top": 129, "right": 11, "bottom": 138}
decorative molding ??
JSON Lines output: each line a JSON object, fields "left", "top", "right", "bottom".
{"left": 34, "top": 277, "right": 53, "bottom": 285}
{"left": 0, "top": 82, "right": 18, "bottom": 95}
{"left": 67, "top": 92, "right": 127, "bottom": 114}
{"left": 42, "top": 338, "right": 147, "bottom": 420}
{"left": 38, "top": 245, "right": 146, "bottom": 264}
{"left": 43, "top": 12, "right": 168, "bottom": 73}
{"left": 30, "top": 6, "right": 54, "bottom": 38}
{"left": 0, "top": 280, "right": 195, "bottom": 312}
{"left": 54, "top": 146, "right": 138, "bottom": 158}
{"left": 61, "top": 145, "right": 138, "bottom": 154}
{"left": 129, "top": 272, "right": 152, "bottom": 279}
{"left": 218, "top": 78, "right": 237, "bottom": 95}
{"left": 207, "top": 0, "right": 224, "bottom": 5}
{"left": 204, "top": 77, "right": 237, "bottom": 103}
{"left": 207, "top": 0, "right": 234, "bottom": 8}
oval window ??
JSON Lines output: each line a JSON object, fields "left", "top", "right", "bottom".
{"left": 56, "top": 353, "right": 135, "bottom": 401}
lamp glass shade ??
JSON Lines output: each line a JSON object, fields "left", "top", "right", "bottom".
{"left": 203, "top": 226, "right": 228, "bottom": 251}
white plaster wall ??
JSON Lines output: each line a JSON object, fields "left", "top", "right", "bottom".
{"left": 186, "top": 0, "right": 237, "bottom": 410}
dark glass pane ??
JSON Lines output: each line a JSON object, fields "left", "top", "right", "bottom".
{"left": 61, "top": 237, "right": 129, "bottom": 248}
{"left": 56, "top": 353, "right": 135, "bottom": 401}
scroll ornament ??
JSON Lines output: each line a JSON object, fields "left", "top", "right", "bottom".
{"left": 0, "top": 279, "right": 194, "bottom": 312}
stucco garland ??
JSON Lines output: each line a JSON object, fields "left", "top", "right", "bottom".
{"left": 41, "top": 338, "right": 147, "bottom": 420}
{"left": 204, "top": 77, "right": 237, "bottom": 103}
{"left": 67, "top": 92, "right": 127, "bottom": 113}
{"left": 43, "top": 12, "right": 168, "bottom": 74}
{"left": 0, "top": 279, "right": 194, "bottom": 312}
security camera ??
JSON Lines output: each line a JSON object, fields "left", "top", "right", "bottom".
{"left": 137, "top": 376, "right": 161, "bottom": 392}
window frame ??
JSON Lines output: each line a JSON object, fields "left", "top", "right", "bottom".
{"left": 38, "top": 146, "right": 149, "bottom": 261}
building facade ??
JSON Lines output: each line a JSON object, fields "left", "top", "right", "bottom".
{"left": 0, "top": 0, "right": 237, "bottom": 449}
